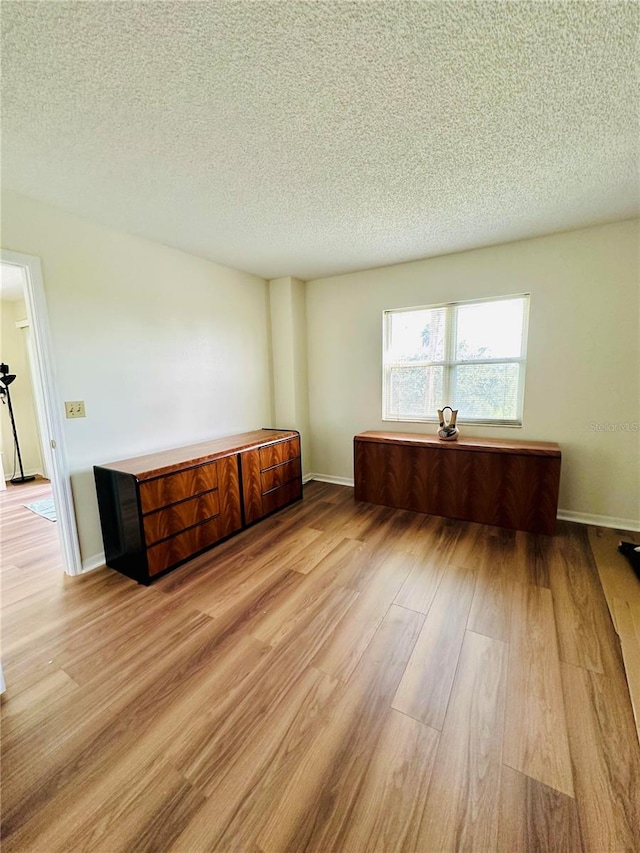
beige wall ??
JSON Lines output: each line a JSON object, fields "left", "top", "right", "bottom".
{"left": 269, "top": 277, "right": 310, "bottom": 474}
{"left": 306, "top": 220, "right": 640, "bottom": 526}
{"left": 1, "top": 190, "right": 273, "bottom": 564}
{"left": 2, "top": 187, "right": 638, "bottom": 567}
{"left": 0, "top": 298, "right": 44, "bottom": 479}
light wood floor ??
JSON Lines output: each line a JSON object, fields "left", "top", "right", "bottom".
{"left": 1, "top": 478, "right": 639, "bottom": 852}
{"left": 588, "top": 525, "right": 640, "bottom": 744}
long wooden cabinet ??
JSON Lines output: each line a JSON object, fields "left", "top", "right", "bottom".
{"left": 94, "top": 429, "right": 302, "bottom": 583}
{"left": 354, "top": 430, "right": 561, "bottom": 535}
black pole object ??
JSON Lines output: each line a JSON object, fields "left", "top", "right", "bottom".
{"left": 0, "top": 363, "right": 36, "bottom": 484}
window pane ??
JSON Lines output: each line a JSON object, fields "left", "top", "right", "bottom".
{"left": 388, "top": 366, "right": 443, "bottom": 418}
{"left": 452, "top": 363, "right": 521, "bottom": 420}
{"left": 388, "top": 308, "right": 446, "bottom": 363}
{"left": 455, "top": 298, "right": 525, "bottom": 360}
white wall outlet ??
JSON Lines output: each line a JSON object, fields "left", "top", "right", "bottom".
{"left": 65, "top": 401, "right": 86, "bottom": 419}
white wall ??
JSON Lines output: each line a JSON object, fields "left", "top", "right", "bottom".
{"left": 306, "top": 220, "right": 640, "bottom": 527}
{"left": 1, "top": 190, "right": 273, "bottom": 564}
{"left": 0, "top": 298, "right": 44, "bottom": 479}
{"left": 269, "top": 277, "right": 310, "bottom": 474}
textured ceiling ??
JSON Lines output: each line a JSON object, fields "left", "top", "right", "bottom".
{"left": 2, "top": 1, "right": 638, "bottom": 280}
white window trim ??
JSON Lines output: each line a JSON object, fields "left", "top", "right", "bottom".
{"left": 382, "top": 293, "right": 530, "bottom": 427}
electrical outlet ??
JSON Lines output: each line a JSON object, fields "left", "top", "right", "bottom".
{"left": 65, "top": 401, "right": 86, "bottom": 419}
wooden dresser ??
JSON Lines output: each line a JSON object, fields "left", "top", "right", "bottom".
{"left": 354, "top": 430, "right": 561, "bottom": 534}
{"left": 94, "top": 429, "right": 302, "bottom": 583}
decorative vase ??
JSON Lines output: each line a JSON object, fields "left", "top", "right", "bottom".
{"left": 437, "top": 406, "right": 459, "bottom": 441}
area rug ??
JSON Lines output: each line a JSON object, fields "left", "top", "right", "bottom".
{"left": 24, "top": 498, "right": 57, "bottom": 522}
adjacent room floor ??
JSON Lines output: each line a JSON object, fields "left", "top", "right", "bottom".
{"left": 1, "top": 479, "right": 639, "bottom": 851}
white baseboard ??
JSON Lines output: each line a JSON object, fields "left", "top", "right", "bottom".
{"left": 306, "top": 473, "right": 355, "bottom": 488}
{"left": 82, "top": 552, "right": 106, "bottom": 573}
{"left": 557, "top": 510, "right": 640, "bottom": 533}
{"left": 76, "top": 494, "right": 637, "bottom": 580}
{"left": 4, "top": 468, "right": 44, "bottom": 482}
{"left": 302, "top": 473, "right": 316, "bottom": 484}
{"left": 308, "top": 476, "right": 640, "bottom": 532}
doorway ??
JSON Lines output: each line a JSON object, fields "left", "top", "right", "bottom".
{"left": 0, "top": 250, "right": 81, "bottom": 576}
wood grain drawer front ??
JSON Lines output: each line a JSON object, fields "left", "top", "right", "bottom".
{"left": 262, "top": 479, "right": 302, "bottom": 516}
{"left": 142, "top": 490, "right": 220, "bottom": 546}
{"left": 146, "top": 517, "right": 222, "bottom": 577}
{"left": 259, "top": 437, "right": 300, "bottom": 471}
{"left": 261, "top": 457, "right": 301, "bottom": 493}
{"left": 217, "top": 454, "right": 243, "bottom": 539}
{"left": 139, "top": 462, "right": 218, "bottom": 514}
{"left": 241, "top": 449, "right": 264, "bottom": 525}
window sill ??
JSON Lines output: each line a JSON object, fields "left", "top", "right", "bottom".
{"left": 382, "top": 416, "right": 523, "bottom": 428}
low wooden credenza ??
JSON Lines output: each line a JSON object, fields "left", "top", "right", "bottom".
{"left": 94, "top": 428, "right": 302, "bottom": 583}
{"left": 354, "top": 431, "right": 561, "bottom": 534}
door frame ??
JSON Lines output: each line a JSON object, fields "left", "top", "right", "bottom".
{"left": 1, "top": 248, "right": 82, "bottom": 575}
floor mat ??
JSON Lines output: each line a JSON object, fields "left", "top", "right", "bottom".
{"left": 24, "top": 498, "right": 57, "bottom": 522}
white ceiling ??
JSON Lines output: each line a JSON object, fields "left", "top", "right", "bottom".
{"left": 2, "top": 1, "right": 638, "bottom": 280}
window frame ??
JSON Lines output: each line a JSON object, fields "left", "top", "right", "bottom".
{"left": 382, "top": 293, "right": 530, "bottom": 427}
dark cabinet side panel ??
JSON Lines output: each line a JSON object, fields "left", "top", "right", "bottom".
{"left": 94, "top": 466, "right": 147, "bottom": 581}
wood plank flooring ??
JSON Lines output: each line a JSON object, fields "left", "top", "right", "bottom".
{"left": 589, "top": 525, "right": 640, "bottom": 743}
{"left": 2, "top": 478, "right": 640, "bottom": 852}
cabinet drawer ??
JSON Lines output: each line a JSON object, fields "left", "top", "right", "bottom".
{"left": 259, "top": 437, "right": 300, "bottom": 471}
{"left": 146, "top": 516, "right": 222, "bottom": 577}
{"left": 262, "top": 479, "right": 302, "bottom": 516}
{"left": 139, "top": 461, "right": 218, "bottom": 514}
{"left": 261, "top": 457, "right": 301, "bottom": 493}
{"left": 143, "top": 489, "right": 220, "bottom": 546}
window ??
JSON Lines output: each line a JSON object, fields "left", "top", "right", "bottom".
{"left": 382, "top": 294, "right": 530, "bottom": 425}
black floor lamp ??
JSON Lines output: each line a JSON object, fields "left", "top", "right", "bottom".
{"left": 0, "top": 362, "right": 36, "bottom": 484}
